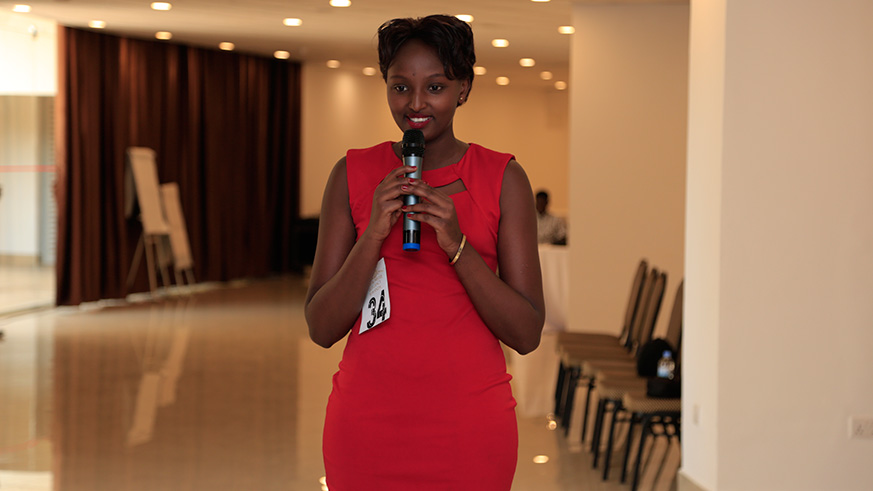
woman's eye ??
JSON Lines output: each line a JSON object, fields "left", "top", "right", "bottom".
{"left": 429, "top": 85, "right": 445, "bottom": 93}
{"left": 392, "top": 85, "right": 408, "bottom": 93}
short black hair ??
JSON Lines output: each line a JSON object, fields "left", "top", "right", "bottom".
{"left": 377, "top": 15, "right": 476, "bottom": 97}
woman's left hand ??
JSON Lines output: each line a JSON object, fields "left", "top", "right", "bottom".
{"left": 401, "top": 180, "right": 464, "bottom": 259}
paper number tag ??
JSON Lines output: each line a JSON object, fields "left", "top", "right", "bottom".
{"left": 360, "top": 258, "right": 390, "bottom": 334}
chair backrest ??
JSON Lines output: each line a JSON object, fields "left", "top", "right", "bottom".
{"left": 625, "top": 267, "right": 658, "bottom": 354}
{"left": 619, "top": 259, "right": 649, "bottom": 348}
{"left": 632, "top": 270, "right": 667, "bottom": 357}
{"left": 664, "top": 279, "right": 684, "bottom": 353}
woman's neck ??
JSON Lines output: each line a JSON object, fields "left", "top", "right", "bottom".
{"left": 421, "top": 133, "right": 468, "bottom": 171}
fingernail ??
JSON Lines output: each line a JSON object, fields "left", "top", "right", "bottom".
{"left": 401, "top": 185, "right": 409, "bottom": 191}
{"left": 407, "top": 178, "right": 416, "bottom": 184}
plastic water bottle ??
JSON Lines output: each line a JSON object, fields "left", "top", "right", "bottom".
{"left": 656, "top": 350, "right": 675, "bottom": 380}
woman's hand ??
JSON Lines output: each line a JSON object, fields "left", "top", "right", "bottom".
{"left": 401, "top": 179, "right": 464, "bottom": 259}
{"left": 362, "top": 165, "right": 419, "bottom": 243}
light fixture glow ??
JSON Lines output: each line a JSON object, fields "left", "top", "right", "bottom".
{"left": 519, "top": 58, "right": 536, "bottom": 68}
{"left": 491, "top": 39, "right": 509, "bottom": 48}
{"left": 558, "top": 25, "right": 575, "bottom": 35}
{"left": 456, "top": 14, "right": 473, "bottom": 23}
{"left": 329, "top": 0, "right": 351, "bottom": 7}
{"left": 362, "top": 66, "right": 377, "bottom": 76}
{"left": 283, "top": 18, "right": 302, "bottom": 26}
{"left": 326, "top": 59, "right": 341, "bottom": 68}
{"left": 88, "top": 20, "right": 107, "bottom": 29}
{"left": 12, "top": 5, "right": 31, "bottom": 13}
{"left": 219, "top": 42, "right": 235, "bottom": 51}
{"left": 533, "top": 455, "right": 550, "bottom": 464}
{"left": 555, "top": 81, "right": 567, "bottom": 90}
{"left": 150, "top": 2, "right": 172, "bottom": 11}
{"left": 473, "top": 66, "right": 487, "bottom": 76}
{"left": 540, "top": 71, "right": 553, "bottom": 81}
{"left": 496, "top": 76, "right": 510, "bottom": 86}
{"left": 274, "top": 50, "right": 291, "bottom": 59}
{"left": 155, "top": 31, "right": 172, "bottom": 40}
{"left": 532, "top": 0, "right": 551, "bottom": 3}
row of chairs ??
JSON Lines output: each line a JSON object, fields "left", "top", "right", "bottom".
{"left": 553, "top": 259, "right": 682, "bottom": 490}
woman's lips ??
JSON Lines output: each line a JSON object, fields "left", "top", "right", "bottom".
{"left": 406, "top": 115, "right": 431, "bottom": 129}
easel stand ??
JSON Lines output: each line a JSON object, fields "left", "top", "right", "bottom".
{"left": 126, "top": 225, "right": 172, "bottom": 294}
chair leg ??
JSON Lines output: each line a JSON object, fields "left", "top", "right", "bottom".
{"left": 580, "top": 377, "right": 594, "bottom": 444}
{"left": 602, "top": 399, "right": 623, "bottom": 481}
{"left": 554, "top": 361, "right": 566, "bottom": 416}
{"left": 631, "top": 415, "right": 655, "bottom": 491}
{"left": 591, "top": 397, "right": 608, "bottom": 467}
{"left": 620, "top": 411, "right": 639, "bottom": 483}
{"left": 561, "top": 365, "right": 580, "bottom": 436}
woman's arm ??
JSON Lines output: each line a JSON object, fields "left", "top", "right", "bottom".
{"left": 304, "top": 158, "right": 415, "bottom": 348}
{"left": 403, "top": 160, "right": 545, "bottom": 354}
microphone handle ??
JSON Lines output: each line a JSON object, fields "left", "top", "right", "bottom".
{"left": 402, "top": 155, "right": 423, "bottom": 251}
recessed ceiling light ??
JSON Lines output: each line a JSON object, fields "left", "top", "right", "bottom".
{"left": 329, "top": 0, "right": 351, "bottom": 7}
{"left": 532, "top": 0, "right": 550, "bottom": 3}
{"left": 326, "top": 60, "right": 341, "bottom": 68}
{"left": 555, "top": 81, "right": 567, "bottom": 90}
{"left": 558, "top": 26, "right": 575, "bottom": 35}
{"left": 473, "top": 66, "right": 487, "bottom": 75}
{"left": 274, "top": 50, "right": 291, "bottom": 60}
{"left": 533, "top": 455, "right": 550, "bottom": 464}
{"left": 283, "top": 18, "right": 302, "bottom": 27}
{"left": 540, "top": 71, "right": 553, "bottom": 80}
{"left": 519, "top": 58, "right": 536, "bottom": 68}
{"left": 219, "top": 42, "right": 235, "bottom": 51}
{"left": 362, "top": 67, "right": 377, "bottom": 76}
{"left": 12, "top": 4, "right": 31, "bottom": 13}
{"left": 456, "top": 14, "right": 473, "bottom": 23}
{"left": 155, "top": 31, "right": 172, "bottom": 40}
{"left": 88, "top": 20, "right": 107, "bottom": 29}
{"left": 150, "top": 2, "right": 172, "bottom": 11}
{"left": 491, "top": 39, "right": 509, "bottom": 48}
{"left": 496, "top": 76, "right": 510, "bottom": 86}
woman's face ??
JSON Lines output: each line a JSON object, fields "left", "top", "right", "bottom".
{"left": 385, "top": 39, "right": 469, "bottom": 142}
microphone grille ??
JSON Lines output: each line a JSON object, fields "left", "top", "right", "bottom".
{"left": 401, "top": 129, "right": 425, "bottom": 156}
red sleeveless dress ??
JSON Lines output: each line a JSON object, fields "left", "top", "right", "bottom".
{"left": 322, "top": 142, "right": 518, "bottom": 490}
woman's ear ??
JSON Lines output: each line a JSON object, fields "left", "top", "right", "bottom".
{"left": 457, "top": 81, "right": 470, "bottom": 106}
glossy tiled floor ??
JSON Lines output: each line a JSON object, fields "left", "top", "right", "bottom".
{"left": 0, "top": 271, "right": 677, "bottom": 491}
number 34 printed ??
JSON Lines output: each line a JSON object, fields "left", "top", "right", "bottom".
{"left": 359, "top": 258, "right": 391, "bottom": 334}
{"left": 366, "top": 290, "right": 388, "bottom": 328}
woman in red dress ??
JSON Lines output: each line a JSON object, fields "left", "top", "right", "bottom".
{"left": 305, "top": 15, "right": 545, "bottom": 490}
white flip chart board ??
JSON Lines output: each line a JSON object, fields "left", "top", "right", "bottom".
{"left": 160, "top": 182, "right": 194, "bottom": 271}
{"left": 126, "top": 147, "right": 169, "bottom": 235}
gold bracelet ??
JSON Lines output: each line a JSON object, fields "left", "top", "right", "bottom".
{"left": 449, "top": 234, "right": 467, "bottom": 265}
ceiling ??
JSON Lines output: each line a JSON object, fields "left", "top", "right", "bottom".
{"left": 15, "top": 0, "right": 588, "bottom": 88}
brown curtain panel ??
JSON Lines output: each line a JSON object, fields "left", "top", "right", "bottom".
{"left": 55, "top": 27, "right": 302, "bottom": 306}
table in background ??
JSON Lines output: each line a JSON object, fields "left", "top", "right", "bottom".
{"left": 509, "top": 245, "right": 568, "bottom": 418}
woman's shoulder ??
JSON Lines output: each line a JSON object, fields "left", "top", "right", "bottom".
{"left": 466, "top": 143, "right": 514, "bottom": 165}
{"left": 346, "top": 141, "right": 396, "bottom": 164}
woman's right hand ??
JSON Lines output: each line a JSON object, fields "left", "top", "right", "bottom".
{"left": 362, "top": 165, "right": 417, "bottom": 243}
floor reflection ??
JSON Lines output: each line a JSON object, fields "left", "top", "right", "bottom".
{"left": 0, "top": 275, "right": 650, "bottom": 491}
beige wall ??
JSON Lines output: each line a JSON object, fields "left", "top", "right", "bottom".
{"left": 568, "top": 4, "right": 689, "bottom": 341}
{"left": 300, "top": 63, "right": 570, "bottom": 218}
{"left": 684, "top": 0, "right": 873, "bottom": 489}
{"left": 0, "top": 12, "right": 57, "bottom": 95}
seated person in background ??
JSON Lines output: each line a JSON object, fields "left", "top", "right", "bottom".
{"left": 535, "top": 190, "right": 567, "bottom": 245}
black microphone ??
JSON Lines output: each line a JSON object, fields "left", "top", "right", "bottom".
{"left": 401, "top": 129, "right": 425, "bottom": 251}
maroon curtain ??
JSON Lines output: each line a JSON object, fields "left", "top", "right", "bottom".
{"left": 55, "top": 27, "right": 302, "bottom": 305}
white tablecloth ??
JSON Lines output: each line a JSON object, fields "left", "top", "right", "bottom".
{"left": 509, "top": 245, "right": 568, "bottom": 417}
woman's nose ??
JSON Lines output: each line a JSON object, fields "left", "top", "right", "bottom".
{"left": 408, "top": 90, "right": 426, "bottom": 112}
